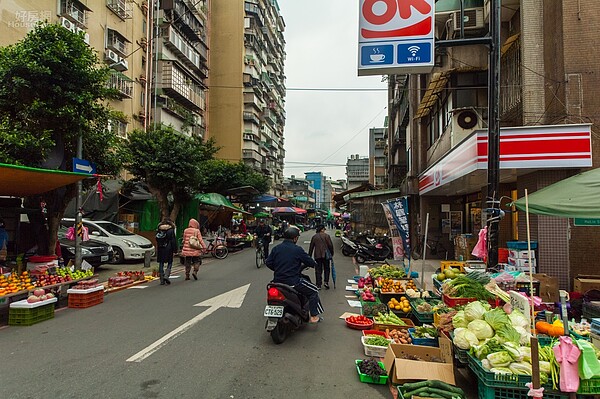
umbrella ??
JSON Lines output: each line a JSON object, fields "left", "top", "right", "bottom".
{"left": 331, "top": 257, "right": 337, "bottom": 289}
{"left": 272, "top": 206, "right": 307, "bottom": 215}
{"left": 253, "top": 211, "right": 271, "bottom": 218}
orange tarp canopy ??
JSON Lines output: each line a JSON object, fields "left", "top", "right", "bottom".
{"left": 0, "top": 163, "right": 89, "bottom": 196}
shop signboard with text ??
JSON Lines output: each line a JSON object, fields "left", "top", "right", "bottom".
{"left": 358, "top": 0, "right": 435, "bottom": 76}
{"left": 382, "top": 197, "right": 411, "bottom": 260}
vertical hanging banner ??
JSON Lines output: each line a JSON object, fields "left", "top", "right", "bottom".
{"left": 382, "top": 197, "right": 411, "bottom": 260}
{"left": 358, "top": 0, "right": 435, "bottom": 76}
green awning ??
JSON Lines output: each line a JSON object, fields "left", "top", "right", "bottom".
{"left": 293, "top": 196, "right": 308, "bottom": 202}
{"left": 435, "top": 0, "right": 484, "bottom": 13}
{"left": 513, "top": 168, "right": 600, "bottom": 218}
{"left": 194, "top": 192, "right": 249, "bottom": 214}
{"left": 0, "top": 163, "right": 89, "bottom": 197}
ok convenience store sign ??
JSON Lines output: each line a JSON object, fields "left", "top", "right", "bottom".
{"left": 358, "top": 0, "right": 435, "bottom": 76}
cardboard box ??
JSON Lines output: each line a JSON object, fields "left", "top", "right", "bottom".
{"left": 574, "top": 275, "right": 600, "bottom": 293}
{"left": 533, "top": 273, "right": 559, "bottom": 303}
{"left": 383, "top": 333, "right": 454, "bottom": 385}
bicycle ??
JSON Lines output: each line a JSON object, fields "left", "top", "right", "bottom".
{"left": 204, "top": 236, "right": 228, "bottom": 259}
{"left": 411, "top": 235, "right": 448, "bottom": 260}
{"left": 255, "top": 238, "right": 266, "bottom": 268}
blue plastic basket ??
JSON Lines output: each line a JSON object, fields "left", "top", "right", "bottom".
{"left": 408, "top": 327, "right": 439, "bottom": 347}
{"left": 506, "top": 241, "right": 538, "bottom": 250}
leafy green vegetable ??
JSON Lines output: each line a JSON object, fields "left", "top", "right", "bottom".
{"left": 364, "top": 336, "right": 392, "bottom": 347}
{"left": 487, "top": 351, "right": 513, "bottom": 368}
{"left": 452, "top": 311, "right": 468, "bottom": 329}
{"left": 509, "top": 362, "right": 532, "bottom": 375}
{"left": 453, "top": 328, "right": 479, "bottom": 350}
{"left": 467, "top": 319, "right": 494, "bottom": 340}
{"left": 464, "top": 301, "right": 487, "bottom": 321}
{"left": 483, "top": 308, "right": 521, "bottom": 344}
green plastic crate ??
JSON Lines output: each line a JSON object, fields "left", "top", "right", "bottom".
{"left": 355, "top": 360, "right": 388, "bottom": 385}
{"left": 578, "top": 377, "right": 600, "bottom": 395}
{"left": 468, "top": 353, "right": 536, "bottom": 389}
{"left": 477, "top": 382, "right": 568, "bottom": 399}
{"left": 9, "top": 303, "right": 55, "bottom": 326}
{"left": 409, "top": 297, "right": 443, "bottom": 324}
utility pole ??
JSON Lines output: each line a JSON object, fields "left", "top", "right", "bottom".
{"left": 75, "top": 135, "right": 83, "bottom": 268}
{"left": 486, "top": 0, "right": 502, "bottom": 269}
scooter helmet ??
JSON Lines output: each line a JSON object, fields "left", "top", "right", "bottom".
{"left": 283, "top": 226, "right": 300, "bottom": 240}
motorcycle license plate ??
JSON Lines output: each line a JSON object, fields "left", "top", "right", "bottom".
{"left": 264, "top": 305, "right": 284, "bottom": 317}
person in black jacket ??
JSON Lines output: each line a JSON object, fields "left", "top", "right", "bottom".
{"left": 254, "top": 219, "right": 272, "bottom": 257}
{"left": 266, "top": 227, "right": 323, "bottom": 323}
{"left": 155, "top": 219, "right": 177, "bottom": 285}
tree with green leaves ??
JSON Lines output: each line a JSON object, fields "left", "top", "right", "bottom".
{"left": 0, "top": 23, "right": 123, "bottom": 255}
{"left": 197, "top": 159, "right": 271, "bottom": 194}
{"left": 122, "top": 125, "right": 219, "bottom": 221}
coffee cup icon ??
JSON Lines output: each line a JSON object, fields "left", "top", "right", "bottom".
{"left": 370, "top": 53, "right": 385, "bottom": 62}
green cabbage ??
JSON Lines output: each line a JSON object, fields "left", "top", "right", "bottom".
{"left": 509, "top": 362, "right": 532, "bottom": 375}
{"left": 487, "top": 351, "right": 513, "bottom": 368}
{"left": 464, "top": 301, "right": 487, "bottom": 321}
{"left": 483, "top": 308, "right": 521, "bottom": 343}
{"left": 514, "top": 326, "right": 532, "bottom": 345}
{"left": 471, "top": 343, "right": 490, "bottom": 360}
{"left": 481, "top": 359, "right": 491, "bottom": 370}
{"left": 508, "top": 309, "right": 529, "bottom": 329}
{"left": 503, "top": 342, "right": 523, "bottom": 361}
{"left": 452, "top": 310, "right": 468, "bottom": 329}
{"left": 454, "top": 328, "right": 479, "bottom": 350}
{"left": 519, "top": 346, "right": 532, "bottom": 363}
{"left": 468, "top": 319, "right": 495, "bottom": 340}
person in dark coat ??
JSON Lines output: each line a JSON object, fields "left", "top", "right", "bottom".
{"left": 266, "top": 227, "right": 323, "bottom": 323}
{"left": 156, "top": 219, "right": 177, "bottom": 285}
{"left": 308, "top": 224, "right": 335, "bottom": 289}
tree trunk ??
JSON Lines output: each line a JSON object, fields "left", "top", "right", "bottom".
{"left": 169, "top": 201, "right": 181, "bottom": 224}
{"left": 148, "top": 186, "right": 169, "bottom": 220}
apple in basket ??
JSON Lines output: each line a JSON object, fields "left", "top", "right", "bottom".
{"left": 33, "top": 288, "right": 46, "bottom": 297}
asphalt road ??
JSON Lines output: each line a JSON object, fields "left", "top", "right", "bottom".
{"left": 1, "top": 233, "right": 399, "bottom": 399}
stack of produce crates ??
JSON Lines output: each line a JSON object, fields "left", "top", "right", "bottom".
{"left": 468, "top": 353, "right": 568, "bottom": 399}
{"left": 67, "top": 285, "right": 104, "bottom": 308}
{"left": 409, "top": 295, "right": 442, "bottom": 324}
{"left": 8, "top": 297, "right": 57, "bottom": 326}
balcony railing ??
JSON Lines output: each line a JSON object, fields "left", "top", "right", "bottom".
{"left": 159, "top": 61, "right": 204, "bottom": 110}
{"left": 107, "top": 0, "right": 131, "bottom": 19}
{"left": 109, "top": 71, "right": 133, "bottom": 98}
{"left": 61, "top": 0, "right": 88, "bottom": 27}
{"left": 164, "top": 25, "right": 202, "bottom": 72}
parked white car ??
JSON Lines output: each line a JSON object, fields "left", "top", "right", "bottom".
{"left": 61, "top": 218, "right": 155, "bottom": 264}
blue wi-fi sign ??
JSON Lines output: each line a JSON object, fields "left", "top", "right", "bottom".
{"left": 397, "top": 42, "right": 432, "bottom": 65}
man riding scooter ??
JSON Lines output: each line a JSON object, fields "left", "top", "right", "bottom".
{"left": 266, "top": 227, "right": 324, "bottom": 324}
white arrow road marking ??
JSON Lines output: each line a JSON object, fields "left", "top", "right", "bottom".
{"left": 126, "top": 284, "right": 250, "bottom": 363}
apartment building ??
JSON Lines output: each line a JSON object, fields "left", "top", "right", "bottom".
{"left": 154, "top": 0, "right": 209, "bottom": 137}
{"left": 346, "top": 154, "right": 370, "bottom": 190}
{"left": 208, "top": 0, "right": 287, "bottom": 196}
{"left": 283, "top": 176, "right": 315, "bottom": 209}
{"left": 388, "top": 0, "right": 600, "bottom": 289}
{"left": 369, "top": 126, "right": 387, "bottom": 189}
{"left": 304, "top": 171, "right": 327, "bottom": 210}
{"left": 0, "top": 0, "right": 149, "bottom": 138}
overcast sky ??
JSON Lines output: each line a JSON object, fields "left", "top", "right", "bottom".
{"left": 278, "top": 0, "right": 388, "bottom": 181}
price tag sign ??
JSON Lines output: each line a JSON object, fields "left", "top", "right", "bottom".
{"left": 81, "top": 260, "right": 92, "bottom": 272}
{"left": 509, "top": 290, "right": 531, "bottom": 326}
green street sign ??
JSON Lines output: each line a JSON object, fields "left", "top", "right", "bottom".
{"left": 574, "top": 218, "right": 600, "bottom": 226}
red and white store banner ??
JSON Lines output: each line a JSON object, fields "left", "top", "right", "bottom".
{"left": 419, "top": 124, "right": 592, "bottom": 194}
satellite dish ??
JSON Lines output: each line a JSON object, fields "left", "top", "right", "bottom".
{"left": 456, "top": 109, "right": 479, "bottom": 130}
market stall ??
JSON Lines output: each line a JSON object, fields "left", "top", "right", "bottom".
{"left": 341, "top": 257, "right": 600, "bottom": 398}
{"left": 195, "top": 193, "right": 252, "bottom": 250}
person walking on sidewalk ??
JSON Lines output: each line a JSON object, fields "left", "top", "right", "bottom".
{"left": 156, "top": 219, "right": 177, "bottom": 285}
{"left": 181, "top": 218, "right": 206, "bottom": 281}
{"left": 308, "top": 224, "right": 334, "bottom": 290}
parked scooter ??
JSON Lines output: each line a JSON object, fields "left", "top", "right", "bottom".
{"left": 340, "top": 234, "right": 358, "bottom": 257}
{"left": 354, "top": 240, "right": 392, "bottom": 264}
{"left": 264, "top": 274, "right": 311, "bottom": 344}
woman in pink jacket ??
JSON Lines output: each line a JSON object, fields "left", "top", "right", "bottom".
{"left": 181, "top": 218, "right": 206, "bottom": 280}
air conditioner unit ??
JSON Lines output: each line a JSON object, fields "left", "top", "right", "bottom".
{"left": 76, "top": 27, "right": 90, "bottom": 44}
{"left": 61, "top": 17, "right": 76, "bottom": 32}
{"left": 105, "top": 49, "right": 119, "bottom": 63}
{"left": 450, "top": 108, "right": 483, "bottom": 147}
{"left": 452, "top": 8, "right": 485, "bottom": 33}
{"left": 113, "top": 58, "right": 128, "bottom": 71}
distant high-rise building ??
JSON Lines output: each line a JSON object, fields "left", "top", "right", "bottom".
{"left": 369, "top": 126, "right": 387, "bottom": 189}
{"left": 346, "top": 154, "right": 369, "bottom": 190}
{"left": 304, "top": 171, "right": 326, "bottom": 210}
{"left": 208, "top": 0, "right": 287, "bottom": 195}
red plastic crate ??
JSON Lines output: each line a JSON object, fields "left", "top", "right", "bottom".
{"left": 68, "top": 290, "right": 104, "bottom": 309}
{"left": 442, "top": 293, "right": 477, "bottom": 307}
